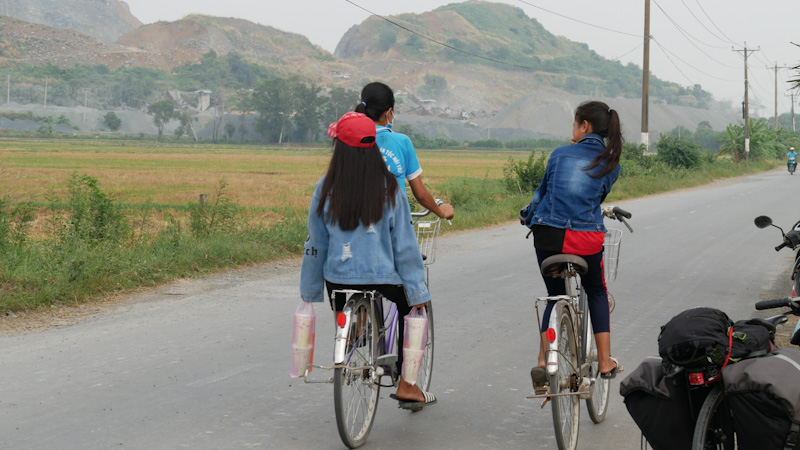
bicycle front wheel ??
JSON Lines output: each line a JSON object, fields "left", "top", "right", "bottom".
{"left": 334, "top": 296, "right": 380, "bottom": 449}
{"left": 692, "top": 384, "right": 735, "bottom": 450}
{"left": 550, "top": 309, "right": 580, "bottom": 450}
{"left": 415, "top": 302, "right": 434, "bottom": 392}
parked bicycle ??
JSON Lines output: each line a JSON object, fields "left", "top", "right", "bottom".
{"left": 303, "top": 202, "right": 443, "bottom": 449}
{"left": 528, "top": 205, "right": 633, "bottom": 450}
{"left": 691, "top": 296, "right": 800, "bottom": 449}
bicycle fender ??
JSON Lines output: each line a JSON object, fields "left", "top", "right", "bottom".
{"left": 333, "top": 302, "right": 353, "bottom": 364}
{"left": 546, "top": 301, "right": 567, "bottom": 377}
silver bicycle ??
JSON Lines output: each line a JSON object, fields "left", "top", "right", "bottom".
{"left": 304, "top": 203, "right": 443, "bottom": 449}
{"left": 528, "top": 205, "right": 633, "bottom": 450}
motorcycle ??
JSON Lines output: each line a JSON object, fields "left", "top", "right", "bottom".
{"left": 754, "top": 215, "right": 800, "bottom": 297}
{"left": 789, "top": 159, "right": 797, "bottom": 175}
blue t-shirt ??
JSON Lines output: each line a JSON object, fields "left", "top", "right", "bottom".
{"left": 376, "top": 126, "right": 422, "bottom": 184}
{"left": 789, "top": 151, "right": 797, "bottom": 160}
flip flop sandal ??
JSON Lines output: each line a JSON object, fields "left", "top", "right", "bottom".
{"left": 530, "top": 367, "right": 548, "bottom": 392}
{"left": 390, "top": 391, "right": 438, "bottom": 410}
{"left": 600, "top": 357, "right": 622, "bottom": 380}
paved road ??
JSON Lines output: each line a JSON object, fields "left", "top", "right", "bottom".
{"left": 1, "top": 168, "right": 795, "bottom": 449}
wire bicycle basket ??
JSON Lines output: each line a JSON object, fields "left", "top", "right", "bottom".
{"left": 414, "top": 217, "right": 441, "bottom": 265}
{"left": 603, "top": 228, "right": 622, "bottom": 283}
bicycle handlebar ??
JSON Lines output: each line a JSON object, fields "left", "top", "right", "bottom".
{"left": 411, "top": 198, "right": 451, "bottom": 225}
{"left": 612, "top": 206, "right": 632, "bottom": 219}
{"left": 602, "top": 205, "right": 634, "bottom": 233}
{"left": 755, "top": 296, "right": 797, "bottom": 310}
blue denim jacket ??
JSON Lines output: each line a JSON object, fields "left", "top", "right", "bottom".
{"left": 300, "top": 177, "right": 430, "bottom": 306}
{"left": 521, "top": 134, "right": 620, "bottom": 232}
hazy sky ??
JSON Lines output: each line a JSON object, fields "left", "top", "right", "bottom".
{"left": 124, "top": 0, "right": 799, "bottom": 115}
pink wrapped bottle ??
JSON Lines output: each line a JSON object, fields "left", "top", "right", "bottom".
{"left": 402, "top": 306, "right": 428, "bottom": 385}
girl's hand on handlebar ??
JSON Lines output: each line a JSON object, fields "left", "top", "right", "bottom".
{"left": 438, "top": 203, "right": 455, "bottom": 221}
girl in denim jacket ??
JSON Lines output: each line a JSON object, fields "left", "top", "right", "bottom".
{"left": 300, "top": 112, "right": 436, "bottom": 407}
{"left": 521, "top": 101, "right": 623, "bottom": 386}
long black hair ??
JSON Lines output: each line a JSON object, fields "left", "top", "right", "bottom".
{"left": 316, "top": 139, "right": 398, "bottom": 231}
{"left": 578, "top": 101, "right": 623, "bottom": 178}
{"left": 354, "top": 82, "right": 394, "bottom": 120}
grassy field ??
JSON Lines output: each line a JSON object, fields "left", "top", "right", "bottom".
{"left": 1, "top": 139, "right": 522, "bottom": 225}
{"left": 0, "top": 138, "right": 783, "bottom": 312}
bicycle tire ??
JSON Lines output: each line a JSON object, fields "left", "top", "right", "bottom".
{"left": 334, "top": 296, "right": 380, "bottom": 449}
{"left": 582, "top": 290, "right": 609, "bottom": 423}
{"left": 550, "top": 308, "right": 580, "bottom": 450}
{"left": 415, "top": 302, "right": 435, "bottom": 393}
{"left": 692, "top": 384, "right": 736, "bottom": 450}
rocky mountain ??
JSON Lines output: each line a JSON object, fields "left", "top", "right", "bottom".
{"left": 0, "top": 0, "right": 140, "bottom": 43}
{"left": 0, "top": 1, "right": 740, "bottom": 140}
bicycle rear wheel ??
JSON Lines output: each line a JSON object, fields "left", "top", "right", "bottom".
{"left": 581, "top": 291, "right": 609, "bottom": 424}
{"left": 692, "top": 384, "right": 735, "bottom": 450}
{"left": 550, "top": 309, "right": 580, "bottom": 450}
{"left": 334, "top": 296, "right": 380, "bottom": 449}
{"left": 415, "top": 302, "right": 434, "bottom": 392}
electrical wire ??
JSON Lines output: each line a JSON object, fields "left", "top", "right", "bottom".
{"left": 345, "top": 0, "right": 542, "bottom": 70}
{"left": 694, "top": 0, "right": 740, "bottom": 46}
{"left": 652, "top": 37, "right": 736, "bottom": 82}
{"left": 679, "top": 0, "right": 730, "bottom": 46}
{"left": 653, "top": 0, "right": 728, "bottom": 50}
{"left": 515, "top": 0, "right": 639, "bottom": 38}
{"left": 652, "top": 39, "right": 695, "bottom": 86}
{"left": 611, "top": 42, "right": 643, "bottom": 62}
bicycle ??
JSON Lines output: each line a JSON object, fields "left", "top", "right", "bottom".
{"left": 528, "top": 205, "right": 633, "bottom": 450}
{"left": 691, "top": 296, "right": 800, "bottom": 450}
{"left": 303, "top": 203, "right": 443, "bottom": 449}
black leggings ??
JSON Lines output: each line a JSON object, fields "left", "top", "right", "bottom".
{"left": 536, "top": 250, "right": 610, "bottom": 334}
{"left": 326, "top": 281, "right": 413, "bottom": 375}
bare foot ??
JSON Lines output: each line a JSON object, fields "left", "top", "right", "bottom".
{"left": 598, "top": 358, "right": 618, "bottom": 374}
{"left": 394, "top": 377, "right": 425, "bottom": 402}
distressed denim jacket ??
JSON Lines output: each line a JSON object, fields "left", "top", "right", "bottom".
{"left": 300, "top": 177, "right": 430, "bottom": 306}
{"left": 521, "top": 134, "right": 620, "bottom": 232}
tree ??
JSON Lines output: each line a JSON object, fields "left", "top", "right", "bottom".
{"left": 325, "top": 86, "right": 359, "bottom": 122}
{"left": 719, "top": 119, "right": 774, "bottom": 161}
{"left": 103, "top": 112, "right": 121, "bottom": 131}
{"left": 421, "top": 74, "right": 447, "bottom": 97}
{"left": 252, "top": 77, "right": 296, "bottom": 143}
{"left": 224, "top": 121, "right": 236, "bottom": 142}
{"left": 147, "top": 99, "right": 176, "bottom": 140}
{"left": 655, "top": 134, "right": 701, "bottom": 169}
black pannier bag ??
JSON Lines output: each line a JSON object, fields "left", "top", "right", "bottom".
{"left": 721, "top": 348, "right": 800, "bottom": 450}
{"left": 729, "top": 318, "right": 774, "bottom": 362}
{"left": 620, "top": 357, "right": 713, "bottom": 450}
{"left": 658, "top": 307, "right": 733, "bottom": 367}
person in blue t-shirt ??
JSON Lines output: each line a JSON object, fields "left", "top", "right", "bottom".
{"left": 788, "top": 147, "right": 797, "bottom": 171}
{"left": 355, "top": 82, "right": 455, "bottom": 221}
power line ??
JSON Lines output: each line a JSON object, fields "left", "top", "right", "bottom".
{"left": 652, "top": 37, "right": 736, "bottom": 82}
{"left": 693, "top": 0, "right": 740, "bottom": 46}
{"left": 653, "top": 0, "right": 728, "bottom": 50}
{"left": 652, "top": 39, "right": 695, "bottom": 86}
{"left": 653, "top": 0, "right": 739, "bottom": 70}
{"left": 515, "top": 0, "right": 639, "bottom": 38}
{"left": 611, "top": 43, "right": 643, "bottom": 62}
{"left": 679, "top": 0, "right": 730, "bottom": 46}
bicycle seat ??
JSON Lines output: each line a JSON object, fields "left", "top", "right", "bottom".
{"left": 540, "top": 254, "right": 588, "bottom": 278}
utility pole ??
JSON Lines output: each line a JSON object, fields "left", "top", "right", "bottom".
{"left": 83, "top": 90, "right": 88, "bottom": 124}
{"left": 787, "top": 90, "right": 797, "bottom": 132}
{"left": 6, "top": 74, "right": 9, "bottom": 104}
{"left": 733, "top": 43, "right": 758, "bottom": 162}
{"left": 768, "top": 63, "right": 791, "bottom": 131}
{"left": 641, "top": 0, "right": 651, "bottom": 151}
{"left": 43, "top": 77, "right": 48, "bottom": 108}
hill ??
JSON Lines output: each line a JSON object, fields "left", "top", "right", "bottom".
{"left": 0, "top": 0, "right": 140, "bottom": 43}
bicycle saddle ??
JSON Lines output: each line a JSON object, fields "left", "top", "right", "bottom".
{"left": 540, "top": 254, "right": 588, "bottom": 278}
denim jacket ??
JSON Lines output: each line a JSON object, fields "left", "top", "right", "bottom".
{"left": 300, "top": 176, "right": 430, "bottom": 306}
{"left": 521, "top": 134, "right": 620, "bottom": 232}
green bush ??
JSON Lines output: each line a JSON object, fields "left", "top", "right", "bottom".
{"left": 655, "top": 134, "right": 702, "bottom": 169}
{"left": 502, "top": 150, "right": 548, "bottom": 193}
{"left": 188, "top": 179, "right": 240, "bottom": 236}
{"left": 103, "top": 112, "right": 122, "bottom": 131}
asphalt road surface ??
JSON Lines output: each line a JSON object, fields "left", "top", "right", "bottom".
{"left": 1, "top": 168, "right": 796, "bottom": 449}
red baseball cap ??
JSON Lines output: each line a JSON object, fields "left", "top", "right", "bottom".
{"left": 327, "top": 112, "right": 376, "bottom": 148}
